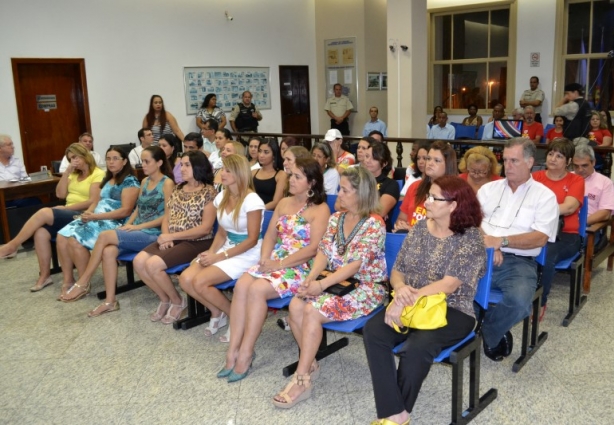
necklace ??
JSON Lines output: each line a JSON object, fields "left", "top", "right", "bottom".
{"left": 336, "top": 212, "right": 367, "bottom": 255}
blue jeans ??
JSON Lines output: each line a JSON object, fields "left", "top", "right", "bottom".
{"left": 116, "top": 230, "right": 159, "bottom": 256}
{"left": 541, "top": 232, "right": 582, "bottom": 306}
{"left": 481, "top": 254, "right": 537, "bottom": 348}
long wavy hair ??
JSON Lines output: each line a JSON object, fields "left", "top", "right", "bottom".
{"left": 415, "top": 140, "right": 457, "bottom": 206}
{"left": 217, "top": 154, "right": 254, "bottom": 225}
{"left": 145, "top": 95, "right": 167, "bottom": 134}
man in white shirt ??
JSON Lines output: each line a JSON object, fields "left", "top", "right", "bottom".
{"left": 362, "top": 106, "right": 387, "bottom": 137}
{"left": 129, "top": 128, "right": 154, "bottom": 166}
{"left": 200, "top": 118, "right": 219, "bottom": 157}
{"left": 481, "top": 104, "right": 506, "bottom": 141}
{"left": 477, "top": 138, "right": 558, "bottom": 361}
{"left": 427, "top": 112, "right": 455, "bottom": 140}
{"left": 0, "top": 134, "right": 28, "bottom": 181}
{"left": 59, "top": 133, "right": 102, "bottom": 172}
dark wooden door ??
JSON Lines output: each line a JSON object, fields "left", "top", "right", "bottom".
{"left": 279, "top": 65, "right": 311, "bottom": 147}
{"left": 12, "top": 59, "right": 91, "bottom": 172}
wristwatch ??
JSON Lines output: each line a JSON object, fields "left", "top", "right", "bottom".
{"left": 501, "top": 237, "right": 509, "bottom": 248}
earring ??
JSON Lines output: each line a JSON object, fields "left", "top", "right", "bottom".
{"left": 307, "top": 189, "right": 314, "bottom": 198}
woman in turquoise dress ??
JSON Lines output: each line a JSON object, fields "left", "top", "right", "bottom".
{"left": 218, "top": 158, "right": 331, "bottom": 383}
{"left": 56, "top": 147, "right": 140, "bottom": 301}
{"left": 61, "top": 147, "right": 175, "bottom": 313}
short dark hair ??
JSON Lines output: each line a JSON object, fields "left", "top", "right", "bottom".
{"left": 333, "top": 83, "right": 342, "bottom": 90}
{"left": 217, "top": 128, "right": 233, "bottom": 141}
{"left": 280, "top": 136, "right": 298, "bottom": 150}
{"left": 368, "top": 141, "right": 393, "bottom": 175}
{"left": 547, "top": 137, "right": 575, "bottom": 161}
{"left": 415, "top": 140, "right": 457, "bottom": 206}
{"left": 368, "top": 130, "right": 384, "bottom": 140}
{"left": 101, "top": 147, "right": 134, "bottom": 189}
{"left": 467, "top": 104, "right": 478, "bottom": 111}
{"left": 138, "top": 127, "right": 150, "bottom": 140}
{"left": 181, "top": 150, "right": 213, "bottom": 185}
{"left": 200, "top": 93, "right": 216, "bottom": 109}
{"left": 294, "top": 157, "right": 326, "bottom": 206}
{"left": 564, "top": 83, "right": 584, "bottom": 95}
{"left": 530, "top": 76, "right": 540, "bottom": 83}
{"left": 184, "top": 132, "right": 203, "bottom": 148}
{"left": 204, "top": 118, "right": 219, "bottom": 132}
{"left": 259, "top": 137, "right": 283, "bottom": 170}
{"left": 433, "top": 176, "right": 483, "bottom": 234}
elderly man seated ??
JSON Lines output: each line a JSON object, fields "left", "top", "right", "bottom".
{"left": 572, "top": 143, "right": 614, "bottom": 246}
{"left": 0, "top": 134, "right": 40, "bottom": 208}
{"left": 59, "top": 132, "right": 101, "bottom": 172}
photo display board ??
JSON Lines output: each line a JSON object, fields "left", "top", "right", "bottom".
{"left": 183, "top": 67, "right": 271, "bottom": 115}
{"left": 324, "top": 37, "right": 358, "bottom": 111}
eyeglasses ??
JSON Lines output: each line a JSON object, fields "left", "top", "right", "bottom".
{"left": 426, "top": 194, "right": 454, "bottom": 203}
{"left": 485, "top": 187, "right": 531, "bottom": 229}
{"left": 467, "top": 168, "right": 489, "bottom": 176}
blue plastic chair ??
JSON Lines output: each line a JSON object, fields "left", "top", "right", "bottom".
{"left": 389, "top": 201, "right": 403, "bottom": 232}
{"left": 477, "top": 125, "right": 485, "bottom": 140}
{"left": 397, "top": 180, "right": 403, "bottom": 192}
{"left": 326, "top": 194, "right": 337, "bottom": 213}
{"left": 455, "top": 124, "right": 478, "bottom": 140}
{"left": 392, "top": 248, "right": 497, "bottom": 424}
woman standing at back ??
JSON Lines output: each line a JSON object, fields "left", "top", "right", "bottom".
{"left": 142, "top": 95, "right": 185, "bottom": 143}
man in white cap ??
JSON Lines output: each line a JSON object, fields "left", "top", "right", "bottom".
{"left": 324, "top": 128, "right": 355, "bottom": 172}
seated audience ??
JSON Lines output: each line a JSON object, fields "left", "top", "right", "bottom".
{"left": 196, "top": 94, "right": 227, "bottom": 131}
{"left": 394, "top": 141, "right": 457, "bottom": 232}
{"left": 252, "top": 138, "right": 287, "bottom": 210}
{"left": 546, "top": 116, "right": 565, "bottom": 143}
{"left": 63, "top": 147, "right": 175, "bottom": 312}
{"left": 176, "top": 132, "right": 205, "bottom": 184}
{"left": 57, "top": 147, "right": 140, "bottom": 301}
{"left": 533, "top": 138, "right": 584, "bottom": 317}
{"left": 129, "top": 127, "right": 155, "bottom": 166}
{"left": 481, "top": 104, "right": 506, "bottom": 140}
{"left": 282, "top": 146, "right": 311, "bottom": 174}
{"left": 478, "top": 138, "right": 558, "bottom": 361}
{"left": 157, "top": 134, "right": 180, "bottom": 183}
{"left": 355, "top": 136, "right": 375, "bottom": 166}
{"left": 363, "top": 176, "right": 486, "bottom": 425}
{"left": 219, "top": 158, "right": 330, "bottom": 382}
{"left": 458, "top": 146, "right": 502, "bottom": 193}
{"left": 368, "top": 130, "right": 385, "bottom": 143}
{"left": 133, "top": 151, "right": 216, "bottom": 324}
{"left": 600, "top": 109, "right": 613, "bottom": 134}
{"left": 324, "top": 129, "right": 355, "bottom": 171}
{"left": 59, "top": 132, "right": 102, "bottom": 172}
{"left": 214, "top": 140, "right": 245, "bottom": 192}
{"left": 210, "top": 128, "right": 233, "bottom": 170}
{"left": 271, "top": 166, "right": 387, "bottom": 408}
{"left": 247, "top": 136, "right": 262, "bottom": 170}
{"left": 0, "top": 144, "right": 104, "bottom": 292}
{"left": 200, "top": 118, "right": 220, "bottom": 156}
{"left": 587, "top": 110, "right": 613, "bottom": 146}
{"left": 428, "top": 106, "right": 443, "bottom": 126}
{"left": 572, "top": 143, "right": 614, "bottom": 247}
{"left": 362, "top": 142, "right": 400, "bottom": 231}
{"left": 311, "top": 142, "right": 340, "bottom": 195}
{"left": 400, "top": 141, "right": 430, "bottom": 196}
{"left": 0, "top": 134, "right": 28, "bottom": 182}
{"left": 511, "top": 107, "right": 525, "bottom": 121}
{"left": 280, "top": 136, "right": 298, "bottom": 156}
{"left": 179, "top": 155, "right": 264, "bottom": 342}
{"left": 521, "top": 106, "right": 544, "bottom": 145}
{"left": 427, "top": 111, "right": 455, "bottom": 140}
{"left": 461, "top": 104, "right": 483, "bottom": 132}
{"left": 142, "top": 94, "right": 185, "bottom": 143}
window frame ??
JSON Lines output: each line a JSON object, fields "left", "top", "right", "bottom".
{"left": 428, "top": 2, "right": 517, "bottom": 117}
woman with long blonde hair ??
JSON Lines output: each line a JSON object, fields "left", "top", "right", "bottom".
{"left": 179, "top": 154, "right": 265, "bottom": 343}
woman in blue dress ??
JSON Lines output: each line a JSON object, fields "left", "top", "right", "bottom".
{"left": 57, "top": 147, "right": 140, "bottom": 301}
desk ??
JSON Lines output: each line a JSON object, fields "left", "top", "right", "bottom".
{"left": 0, "top": 177, "right": 60, "bottom": 243}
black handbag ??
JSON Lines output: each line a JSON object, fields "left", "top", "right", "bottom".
{"left": 316, "top": 270, "right": 360, "bottom": 297}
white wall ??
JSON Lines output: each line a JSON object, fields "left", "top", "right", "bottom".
{"left": 0, "top": 0, "right": 318, "bottom": 159}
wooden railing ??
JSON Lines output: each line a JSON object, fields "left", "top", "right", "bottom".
{"left": 234, "top": 132, "right": 614, "bottom": 178}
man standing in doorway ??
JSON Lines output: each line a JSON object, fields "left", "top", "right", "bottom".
{"left": 325, "top": 83, "right": 353, "bottom": 136}
{"left": 230, "top": 91, "right": 262, "bottom": 136}
{"left": 520, "top": 76, "right": 545, "bottom": 123}
{"left": 362, "top": 106, "right": 387, "bottom": 137}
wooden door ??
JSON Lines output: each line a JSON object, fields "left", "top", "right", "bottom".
{"left": 279, "top": 66, "right": 311, "bottom": 148}
{"left": 12, "top": 59, "right": 91, "bottom": 172}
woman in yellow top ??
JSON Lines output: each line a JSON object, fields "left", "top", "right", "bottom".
{"left": 0, "top": 143, "right": 105, "bottom": 291}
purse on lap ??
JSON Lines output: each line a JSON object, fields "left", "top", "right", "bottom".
{"left": 387, "top": 291, "right": 447, "bottom": 333}
{"left": 317, "top": 270, "right": 360, "bottom": 297}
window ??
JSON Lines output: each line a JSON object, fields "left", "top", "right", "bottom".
{"left": 562, "top": 0, "right": 614, "bottom": 111}
{"left": 431, "top": 6, "right": 512, "bottom": 113}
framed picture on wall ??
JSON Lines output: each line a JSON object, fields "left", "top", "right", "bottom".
{"left": 367, "top": 72, "right": 381, "bottom": 90}
{"left": 381, "top": 72, "right": 388, "bottom": 90}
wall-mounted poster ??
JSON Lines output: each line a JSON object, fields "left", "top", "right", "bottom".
{"left": 183, "top": 67, "right": 271, "bottom": 115}
{"left": 367, "top": 72, "right": 381, "bottom": 91}
{"left": 324, "top": 37, "right": 357, "bottom": 111}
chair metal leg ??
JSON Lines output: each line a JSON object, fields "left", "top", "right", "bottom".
{"left": 50, "top": 241, "right": 61, "bottom": 275}
{"left": 282, "top": 330, "right": 349, "bottom": 377}
{"left": 513, "top": 287, "right": 548, "bottom": 373}
{"left": 174, "top": 294, "right": 211, "bottom": 330}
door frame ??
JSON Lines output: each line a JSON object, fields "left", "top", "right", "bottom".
{"left": 11, "top": 58, "right": 92, "bottom": 165}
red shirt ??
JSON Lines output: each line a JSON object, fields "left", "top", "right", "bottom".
{"left": 399, "top": 180, "right": 426, "bottom": 226}
{"left": 532, "top": 170, "right": 584, "bottom": 234}
{"left": 587, "top": 129, "right": 612, "bottom": 145}
{"left": 522, "top": 121, "right": 544, "bottom": 142}
{"left": 546, "top": 127, "right": 564, "bottom": 141}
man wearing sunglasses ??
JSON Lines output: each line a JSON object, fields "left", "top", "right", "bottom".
{"left": 476, "top": 138, "right": 558, "bottom": 362}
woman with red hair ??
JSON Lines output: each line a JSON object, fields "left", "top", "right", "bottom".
{"left": 363, "top": 176, "right": 486, "bottom": 425}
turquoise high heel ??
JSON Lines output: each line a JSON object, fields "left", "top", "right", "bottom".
{"left": 227, "top": 352, "right": 256, "bottom": 383}
{"left": 216, "top": 367, "right": 233, "bottom": 379}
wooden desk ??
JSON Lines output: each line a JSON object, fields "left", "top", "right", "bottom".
{"left": 0, "top": 177, "right": 60, "bottom": 243}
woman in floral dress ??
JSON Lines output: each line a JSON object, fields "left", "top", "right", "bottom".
{"left": 218, "top": 158, "right": 330, "bottom": 383}
{"left": 272, "top": 166, "right": 387, "bottom": 408}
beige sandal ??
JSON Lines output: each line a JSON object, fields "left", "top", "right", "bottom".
{"left": 60, "top": 282, "right": 90, "bottom": 303}
{"left": 56, "top": 283, "right": 74, "bottom": 301}
{"left": 272, "top": 373, "right": 312, "bottom": 409}
{"left": 88, "top": 301, "right": 120, "bottom": 317}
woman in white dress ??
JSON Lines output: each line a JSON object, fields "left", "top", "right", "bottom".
{"left": 179, "top": 154, "right": 265, "bottom": 343}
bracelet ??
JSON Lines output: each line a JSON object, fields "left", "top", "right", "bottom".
{"left": 223, "top": 249, "right": 229, "bottom": 259}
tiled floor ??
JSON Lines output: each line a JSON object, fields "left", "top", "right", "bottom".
{"left": 1, "top": 249, "right": 613, "bottom": 424}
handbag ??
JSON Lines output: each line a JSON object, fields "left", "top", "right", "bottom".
{"left": 387, "top": 291, "right": 448, "bottom": 333}
{"left": 317, "top": 270, "right": 360, "bottom": 297}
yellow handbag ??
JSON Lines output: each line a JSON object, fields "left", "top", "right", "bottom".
{"left": 388, "top": 291, "right": 448, "bottom": 333}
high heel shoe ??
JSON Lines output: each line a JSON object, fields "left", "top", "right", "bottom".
{"left": 272, "top": 372, "right": 312, "bottom": 409}
{"left": 204, "top": 312, "right": 228, "bottom": 337}
{"left": 227, "top": 352, "right": 256, "bottom": 383}
{"left": 30, "top": 276, "right": 54, "bottom": 292}
{"left": 160, "top": 296, "right": 187, "bottom": 324}
{"left": 150, "top": 301, "right": 171, "bottom": 322}
{"left": 219, "top": 327, "right": 230, "bottom": 343}
{"left": 0, "top": 245, "right": 17, "bottom": 259}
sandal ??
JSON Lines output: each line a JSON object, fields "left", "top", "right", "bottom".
{"left": 150, "top": 301, "right": 171, "bottom": 322}
{"left": 272, "top": 373, "right": 312, "bottom": 409}
{"left": 88, "top": 301, "right": 120, "bottom": 317}
{"left": 310, "top": 361, "right": 320, "bottom": 381}
{"left": 204, "top": 312, "right": 228, "bottom": 337}
{"left": 30, "top": 276, "right": 54, "bottom": 292}
{"left": 371, "top": 419, "right": 410, "bottom": 425}
{"left": 56, "top": 283, "right": 75, "bottom": 301}
{"left": 60, "top": 282, "right": 90, "bottom": 303}
{"left": 219, "top": 327, "right": 230, "bottom": 343}
{"left": 160, "top": 296, "right": 187, "bottom": 325}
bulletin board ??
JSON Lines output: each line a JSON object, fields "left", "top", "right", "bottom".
{"left": 324, "top": 37, "right": 358, "bottom": 111}
{"left": 183, "top": 67, "right": 271, "bottom": 115}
